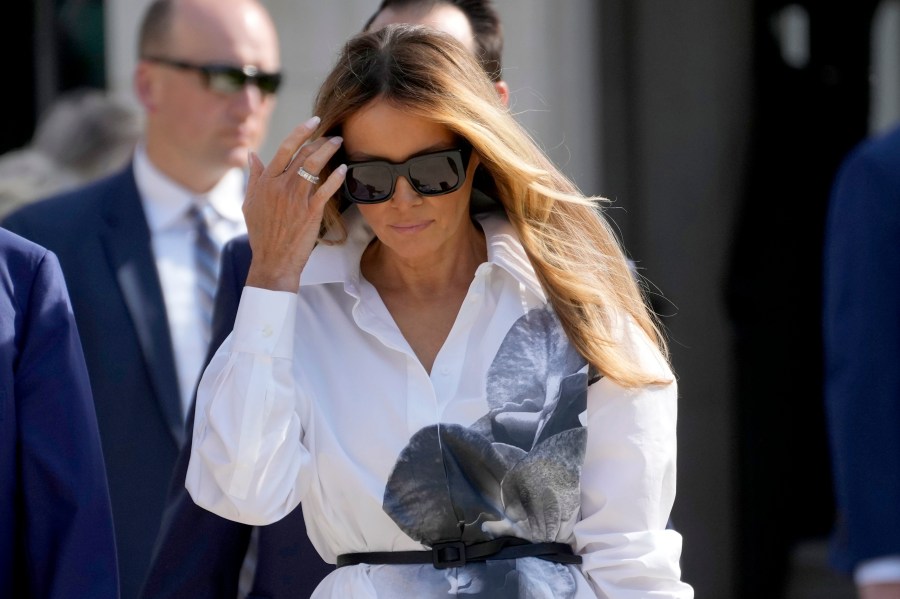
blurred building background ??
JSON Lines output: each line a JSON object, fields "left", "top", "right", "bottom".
{"left": 5, "top": 1, "right": 899, "bottom": 597}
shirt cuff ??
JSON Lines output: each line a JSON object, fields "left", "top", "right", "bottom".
{"left": 855, "top": 556, "right": 900, "bottom": 585}
{"left": 231, "top": 286, "right": 297, "bottom": 358}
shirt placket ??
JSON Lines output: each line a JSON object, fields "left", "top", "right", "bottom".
{"left": 347, "top": 281, "right": 439, "bottom": 435}
{"left": 429, "top": 268, "right": 489, "bottom": 413}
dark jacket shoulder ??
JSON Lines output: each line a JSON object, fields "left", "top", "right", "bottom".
{"left": 1, "top": 166, "right": 139, "bottom": 245}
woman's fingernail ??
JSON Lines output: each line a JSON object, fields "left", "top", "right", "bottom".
{"left": 330, "top": 136, "right": 343, "bottom": 145}
{"left": 335, "top": 164, "right": 347, "bottom": 175}
{"left": 305, "top": 116, "right": 321, "bottom": 129}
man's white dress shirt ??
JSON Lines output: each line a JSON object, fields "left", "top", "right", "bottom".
{"left": 187, "top": 206, "right": 693, "bottom": 598}
{"left": 856, "top": 556, "right": 900, "bottom": 586}
{"left": 133, "top": 144, "right": 246, "bottom": 415}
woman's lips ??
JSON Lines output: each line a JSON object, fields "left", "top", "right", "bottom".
{"left": 389, "top": 221, "right": 433, "bottom": 234}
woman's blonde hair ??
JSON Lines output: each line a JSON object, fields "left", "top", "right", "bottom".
{"left": 312, "top": 24, "right": 669, "bottom": 387}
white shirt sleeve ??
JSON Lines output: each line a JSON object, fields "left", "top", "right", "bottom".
{"left": 574, "top": 322, "right": 693, "bottom": 598}
{"left": 856, "top": 556, "right": 900, "bottom": 586}
{"left": 186, "top": 286, "right": 313, "bottom": 526}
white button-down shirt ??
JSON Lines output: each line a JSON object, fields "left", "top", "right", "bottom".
{"left": 133, "top": 145, "right": 246, "bottom": 414}
{"left": 187, "top": 207, "right": 693, "bottom": 598}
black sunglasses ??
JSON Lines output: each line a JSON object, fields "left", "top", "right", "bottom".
{"left": 341, "top": 145, "right": 472, "bottom": 204}
{"left": 143, "top": 56, "right": 282, "bottom": 95}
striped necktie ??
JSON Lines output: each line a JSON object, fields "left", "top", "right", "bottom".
{"left": 190, "top": 201, "right": 220, "bottom": 344}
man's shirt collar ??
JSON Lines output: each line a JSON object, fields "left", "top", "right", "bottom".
{"left": 133, "top": 143, "right": 245, "bottom": 232}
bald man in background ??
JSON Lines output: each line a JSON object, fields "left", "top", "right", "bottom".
{"left": 141, "top": 2, "right": 509, "bottom": 598}
{"left": 3, "top": 0, "right": 281, "bottom": 596}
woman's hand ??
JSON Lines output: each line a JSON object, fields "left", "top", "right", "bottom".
{"left": 243, "top": 116, "right": 346, "bottom": 292}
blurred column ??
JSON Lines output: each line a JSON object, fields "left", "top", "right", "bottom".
{"left": 727, "top": 2, "right": 877, "bottom": 597}
{"left": 870, "top": 0, "right": 900, "bottom": 133}
{"left": 34, "top": 0, "right": 58, "bottom": 117}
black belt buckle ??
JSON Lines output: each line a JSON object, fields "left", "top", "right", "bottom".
{"left": 431, "top": 541, "right": 466, "bottom": 569}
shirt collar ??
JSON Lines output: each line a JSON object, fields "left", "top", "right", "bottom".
{"left": 133, "top": 142, "right": 246, "bottom": 232}
{"left": 300, "top": 206, "right": 374, "bottom": 290}
{"left": 479, "top": 211, "right": 547, "bottom": 302}
{"left": 300, "top": 203, "right": 546, "bottom": 302}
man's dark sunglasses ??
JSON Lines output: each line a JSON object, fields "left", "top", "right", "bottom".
{"left": 143, "top": 56, "right": 282, "bottom": 95}
{"left": 341, "top": 145, "right": 472, "bottom": 204}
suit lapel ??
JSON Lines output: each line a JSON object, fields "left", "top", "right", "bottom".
{"left": 100, "top": 168, "right": 185, "bottom": 446}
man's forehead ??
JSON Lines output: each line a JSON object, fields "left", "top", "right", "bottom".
{"left": 368, "top": 4, "right": 476, "bottom": 53}
{"left": 166, "top": 0, "right": 279, "bottom": 66}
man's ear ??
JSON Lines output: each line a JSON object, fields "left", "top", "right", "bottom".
{"left": 134, "top": 62, "right": 158, "bottom": 113}
{"left": 493, "top": 80, "right": 510, "bottom": 108}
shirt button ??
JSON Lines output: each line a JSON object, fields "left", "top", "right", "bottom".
{"left": 261, "top": 325, "right": 273, "bottom": 338}
{"left": 440, "top": 366, "right": 450, "bottom": 376}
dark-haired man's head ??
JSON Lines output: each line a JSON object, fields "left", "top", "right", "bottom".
{"left": 364, "top": 0, "right": 508, "bottom": 105}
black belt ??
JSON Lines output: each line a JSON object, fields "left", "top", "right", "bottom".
{"left": 337, "top": 536, "right": 582, "bottom": 570}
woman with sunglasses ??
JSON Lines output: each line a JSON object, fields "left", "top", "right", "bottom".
{"left": 186, "top": 24, "right": 693, "bottom": 599}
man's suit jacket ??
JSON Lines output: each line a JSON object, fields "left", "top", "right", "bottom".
{"left": 142, "top": 235, "right": 332, "bottom": 599}
{"left": 3, "top": 167, "right": 183, "bottom": 599}
{"left": 0, "top": 228, "right": 118, "bottom": 598}
{"left": 823, "top": 123, "right": 900, "bottom": 574}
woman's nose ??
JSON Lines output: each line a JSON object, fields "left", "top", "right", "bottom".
{"left": 389, "top": 176, "right": 423, "bottom": 205}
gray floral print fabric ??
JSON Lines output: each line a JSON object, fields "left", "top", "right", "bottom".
{"left": 381, "top": 307, "right": 590, "bottom": 597}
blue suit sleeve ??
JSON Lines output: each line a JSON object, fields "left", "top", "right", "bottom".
{"left": 142, "top": 236, "right": 332, "bottom": 598}
{"left": 17, "top": 250, "right": 119, "bottom": 598}
{"left": 140, "top": 237, "right": 252, "bottom": 599}
{"left": 823, "top": 134, "right": 900, "bottom": 573}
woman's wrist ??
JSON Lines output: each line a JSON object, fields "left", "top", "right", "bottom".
{"left": 246, "top": 263, "right": 303, "bottom": 293}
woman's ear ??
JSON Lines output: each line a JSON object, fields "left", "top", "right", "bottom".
{"left": 493, "top": 80, "right": 510, "bottom": 107}
{"left": 468, "top": 149, "right": 481, "bottom": 172}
